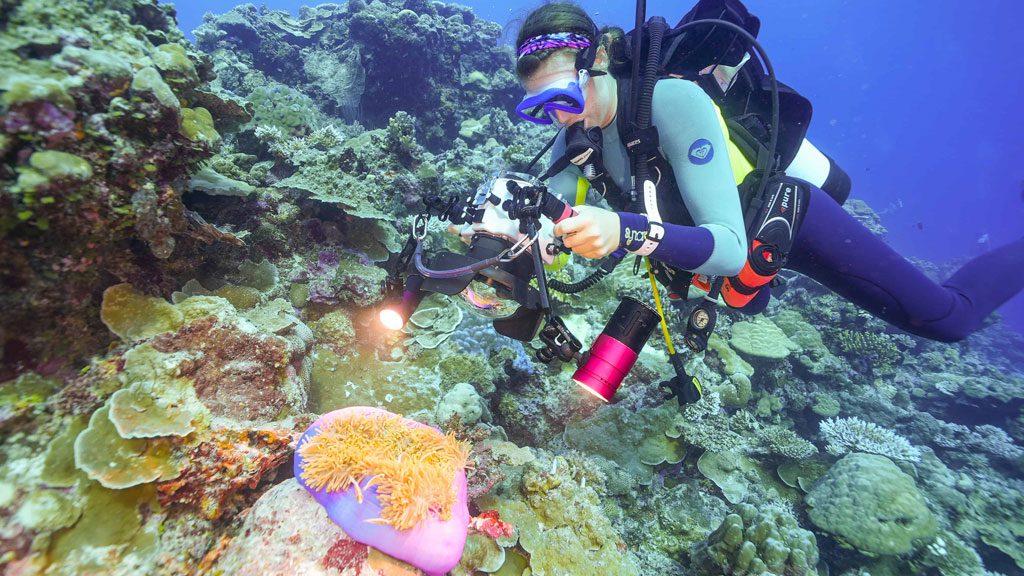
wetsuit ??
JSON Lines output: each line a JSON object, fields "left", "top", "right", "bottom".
{"left": 547, "top": 78, "right": 1024, "bottom": 342}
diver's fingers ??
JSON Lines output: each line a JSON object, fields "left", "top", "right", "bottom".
{"left": 569, "top": 234, "right": 610, "bottom": 259}
{"left": 561, "top": 224, "right": 599, "bottom": 249}
{"left": 562, "top": 229, "right": 582, "bottom": 249}
{"left": 553, "top": 214, "right": 588, "bottom": 237}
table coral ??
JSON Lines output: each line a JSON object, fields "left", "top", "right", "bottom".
{"left": 820, "top": 417, "right": 922, "bottom": 462}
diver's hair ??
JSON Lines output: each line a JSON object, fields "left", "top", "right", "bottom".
{"left": 515, "top": 3, "right": 630, "bottom": 79}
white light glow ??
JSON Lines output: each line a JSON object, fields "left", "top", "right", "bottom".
{"left": 379, "top": 308, "right": 405, "bottom": 331}
{"left": 573, "top": 379, "right": 610, "bottom": 402}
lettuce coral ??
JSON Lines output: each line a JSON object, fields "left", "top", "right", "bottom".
{"left": 99, "top": 283, "right": 184, "bottom": 341}
{"left": 74, "top": 405, "right": 183, "bottom": 489}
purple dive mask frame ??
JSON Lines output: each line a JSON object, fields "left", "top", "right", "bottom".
{"left": 515, "top": 71, "right": 590, "bottom": 126}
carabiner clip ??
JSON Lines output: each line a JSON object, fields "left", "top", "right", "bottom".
{"left": 413, "top": 214, "right": 429, "bottom": 241}
{"left": 500, "top": 233, "right": 537, "bottom": 263}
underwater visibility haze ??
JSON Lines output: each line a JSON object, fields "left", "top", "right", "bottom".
{"left": 0, "top": 0, "right": 1022, "bottom": 575}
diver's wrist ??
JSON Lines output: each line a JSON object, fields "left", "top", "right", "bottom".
{"left": 619, "top": 212, "right": 650, "bottom": 252}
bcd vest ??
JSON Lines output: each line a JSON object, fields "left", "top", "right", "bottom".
{"left": 578, "top": 75, "right": 811, "bottom": 308}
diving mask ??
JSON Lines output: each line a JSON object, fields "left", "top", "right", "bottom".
{"left": 515, "top": 70, "right": 591, "bottom": 125}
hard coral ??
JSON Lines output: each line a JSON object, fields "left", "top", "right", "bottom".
{"left": 820, "top": 417, "right": 921, "bottom": 462}
{"left": 806, "top": 453, "right": 937, "bottom": 557}
{"left": 691, "top": 503, "right": 819, "bottom": 576}
{"left": 151, "top": 316, "right": 290, "bottom": 422}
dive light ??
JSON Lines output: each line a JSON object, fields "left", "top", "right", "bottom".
{"left": 573, "top": 297, "right": 660, "bottom": 402}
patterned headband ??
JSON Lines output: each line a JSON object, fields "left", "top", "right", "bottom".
{"left": 516, "top": 32, "right": 592, "bottom": 59}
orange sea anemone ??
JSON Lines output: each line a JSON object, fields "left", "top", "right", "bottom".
{"left": 297, "top": 411, "right": 470, "bottom": 531}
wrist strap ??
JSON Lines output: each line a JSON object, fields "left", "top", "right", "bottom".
{"left": 634, "top": 180, "right": 663, "bottom": 256}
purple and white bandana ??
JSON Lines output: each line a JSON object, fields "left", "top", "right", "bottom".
{"left": 517, "top": 32, "right": 592, "bottom": 59}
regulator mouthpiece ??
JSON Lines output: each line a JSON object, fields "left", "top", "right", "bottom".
{"left": 378, "top": 274, "right": 426, "bottom": 331}
{"left": 572, "top": 297, "right": 660, "bottom": 402}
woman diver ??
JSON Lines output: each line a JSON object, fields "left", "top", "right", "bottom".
{"left": 513, "top": 2, "right": 1024, "bottom": 343}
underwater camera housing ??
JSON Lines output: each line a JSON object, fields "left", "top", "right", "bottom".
{"left": 378, "top": 172, "right": 678, "bottom": 404}
{"left": 379, "top": 172, "right": 564, "bottom": 342}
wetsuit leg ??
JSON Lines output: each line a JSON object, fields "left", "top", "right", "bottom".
{"left": 786, "top": 186, "right": 1024, "bottom": 342}
{"left": 787, "top": 139, "right": 852, "bottom": 205}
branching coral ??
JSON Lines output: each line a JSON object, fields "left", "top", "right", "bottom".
{"left": 820, "top": 417, "right": 922, "bottom": 462}
{"left": 832, "top": 329, "right": 904, "bottom": 372}
{"left": 757, "top": 425, "right": 819, "bottom": 460}
{"left": 297, "top": 411, "right": 469, "bottom": 530}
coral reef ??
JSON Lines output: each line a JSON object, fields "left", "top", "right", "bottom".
{"left": 195, "top": 0, "right": 518, "bottom": 149}
{"left": 1, "top": 1, "right": 1022, "bottom": 575}
{"left": 0, "top": 0, "right": 251, "bottom": 370}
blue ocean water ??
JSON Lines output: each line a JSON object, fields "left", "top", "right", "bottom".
{"left": 177, "top": 0, "right": 1024, "bottom": 333}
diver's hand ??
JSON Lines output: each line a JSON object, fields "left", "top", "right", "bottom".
{"left": 553, "top": 205, "right": 620, "bottom": 259}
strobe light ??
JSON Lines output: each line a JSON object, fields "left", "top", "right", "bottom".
{"left": 378, "top": 273, "right": 426, "bottom": 331}
{"left": 572, "top": 297, "right": 660, "bottom": 402}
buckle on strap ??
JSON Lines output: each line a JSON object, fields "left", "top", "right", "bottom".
{"left": 634, "top": 221, "right": 664, "bottom": 256}
{"left": 633, "top": 179, "right": 664, "bottom": 256}
{"left": 622, "top": 125, "right": 660, "bottom": 159}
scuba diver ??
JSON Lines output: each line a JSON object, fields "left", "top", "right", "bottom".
{"left": 511, "top": 1, "right": 1024, "bottom": 345}
{"left": 381, "top": 0, "right": 1023, "bottom": 405}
